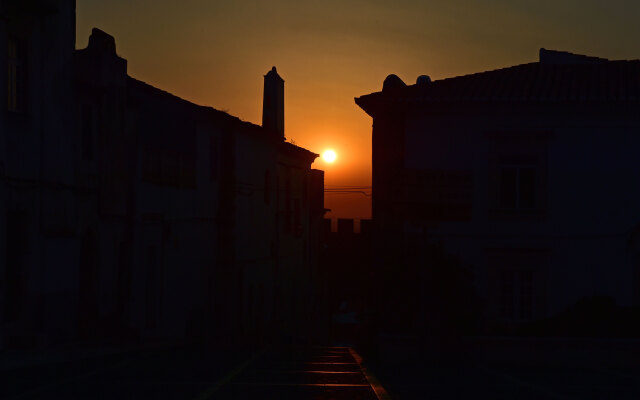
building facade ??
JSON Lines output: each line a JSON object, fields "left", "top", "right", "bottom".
{"left": 1, "top": 0, "right": 80, "bottom": 347}
{"left": 356, "top": 49, "right": 640, "bottom": 330}
{"left": 1, "top": 0, "right": 324, "bottom": 348}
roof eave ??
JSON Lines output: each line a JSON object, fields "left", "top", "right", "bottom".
{"left": 280, "top": 141, "right": 319, "bottom": 163}
{"left": 355, "top": 93, "right": 385, "bottom": 118}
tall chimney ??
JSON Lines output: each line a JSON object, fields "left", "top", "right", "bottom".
{"left": 262, "top": 66, "right": 284, "bottom": 138}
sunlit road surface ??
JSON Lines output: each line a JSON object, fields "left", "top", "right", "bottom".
{"left": 1, "top": 345, "right": 388, "bottom": 399}
{"left": 211, "top": 346, "right": 388, "bottom": 399}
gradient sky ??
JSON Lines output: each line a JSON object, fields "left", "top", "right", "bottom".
{"left": 76, "top": 0, "right": 640, "bottom": 219}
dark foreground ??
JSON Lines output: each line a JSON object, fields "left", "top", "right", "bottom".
{"left": 1, "top": 345, "right": 385, "bottom": 399}
{"left": 365, "top": 336, "right": 640, "bottom": 399}
{"left": 4, "top": 338, "right": 640, "bottom": 399}
{"left": 213, "top": 346, "right": 384, "bottom": 399}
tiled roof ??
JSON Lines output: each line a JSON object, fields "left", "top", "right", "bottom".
{"left": 128, "top": 76, "right": 318, "bottom": 159}
{"left": 127, "top": 76, "right": 248, "bottom": 124}
{"left": 356, "top": 52, "right": 640, "bottom": 113}
{"left": 281, "top": 141, "right": 319, "bottom": 161}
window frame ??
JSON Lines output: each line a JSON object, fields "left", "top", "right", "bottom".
{"left": 7, "top": 35, "right": 27, "bottom": 113}
{"left": 486, "top": 247, "right": 549, "bottom": 323}
{"left": 498, "top": 269, "right": 534, "bottom": 321}
{"left": 209, "top": 135, "right": 218, "bottom": 182}
{"left": 80, "top": 103, "right": 94, "bottom": 161}
{"left": 264, "top": 169, "right": 270, "bottom": 205}
{"left": 486, "top": 131, "right": 551, "bottom": 220}
{"left": 497, "top": 163, "right": 538, "bottom": 211}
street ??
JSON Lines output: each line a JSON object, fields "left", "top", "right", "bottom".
{"left": 1, "top": 346, "right": 386, "bottom": 399}
{"left": 213, "top": 346, "right": 385, "bottom": 399}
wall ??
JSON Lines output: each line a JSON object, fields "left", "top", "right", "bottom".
{"left": 0, "top": 3, "right": 324, "bottom": 348}
{"left": 0, "top": 0, "right": 80, "bottom": 347}
{"left": 394, "top": 102, "right": 640, "bottom": 323}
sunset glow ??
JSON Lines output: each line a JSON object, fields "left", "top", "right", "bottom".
{"left": 322, "top": 149, "right": 337, "bottom": 163}
{"left": 75, "top": 0, "right": 640, "bottom": 220}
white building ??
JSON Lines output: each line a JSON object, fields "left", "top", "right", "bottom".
{"left": 1, "top": 1, "right": 324, "bottom": 348}
{"left": 356, "top": 49, "right": 640, "bottom": 328}
{"left": 1, "top": 0, "right": 80, "bottom": 347}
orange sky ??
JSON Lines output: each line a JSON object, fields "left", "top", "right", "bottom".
{"left": 76, "top": 0, "right": 640, "bottom": 219}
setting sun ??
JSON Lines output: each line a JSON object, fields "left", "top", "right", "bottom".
{"left": 322, "top": 149, "right": 337, "bottom": 163}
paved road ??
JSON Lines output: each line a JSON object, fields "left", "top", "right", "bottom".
{"left": 213, "top": 346, "right": 386, "bottom": 399}
{"left": 1, "top": 346, "right": 386, "bottom": 399}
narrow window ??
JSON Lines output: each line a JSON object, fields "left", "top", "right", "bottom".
{"left": 285, "top": 173, "right": 292, "bottom": 232}
{"left": 303, "top": 175, "right": 308, "bottom": 207}
{"left": 4, "top": 211, "right": 29, "bottom": 322}
{"left": 145, "top": 245, "right": 158, "bottom": 329}
{"left": 248, "top": 286, "right": 254, "bottom": 315}
{"left": 519, "top": 270, "right": 533, "bottom": 320}
{"left": 264, "top": 169, "right": 270, "bottom": 204}
{"left": 294, "top": 198, "right": 301, "bottom": 233}
{"left": 7, "top": 37, "right": 25, "bottom": 112}
{"left": 498, "top": 167, "right": 517, "bottom": 209}
{"left": 498, "top": 165, "right": 537, "bottom": 210}
{"left": 499, "top": 270, "right": 515, "bottom": 319}
{"left": 116, "top": 241, "right": 131, "bottom": 315}
{"left": 179, "top": 129, "right": 197, "bottom": 187}
{"left": 81, "top": 104, "right": 94, "bottom": 161}
{"left": 210, "top": 136, "right": 218, "bottom": 181}
{"left": 519, "top": 167, "right": 536, "bottom": 209}
{"left": 635, "top": 256, "right": 640, "bottom": 306}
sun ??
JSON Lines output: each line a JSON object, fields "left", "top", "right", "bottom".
{"left": 322, "top": 149, "right": 337, "bottom": 163}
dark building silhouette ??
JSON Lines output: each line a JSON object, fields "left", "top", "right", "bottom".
{"left": 262, "top": 67, "right": 285, "bottom": 139}
{"left": 321, "top": 218, "right": 373, "bottom": 344}
{"left": 356, "top": 49, "right": 640, "bottom": 331}
{"left": 0, "top": 1, "right": 324, "bottom": 348}
{"left": 1, "top": 0, "right": 79, "bottom": 347}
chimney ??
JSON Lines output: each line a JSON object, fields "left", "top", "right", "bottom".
{"left": 88, "top": 28, "right": 117, "bottom": 55}
{"left": 262, "top": 66, "right": 284, "bottom": 138}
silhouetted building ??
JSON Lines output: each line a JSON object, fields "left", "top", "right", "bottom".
{"left": 262, "top": 67, "right": 285, "bottom": 139}
{"left": 356, "top": 49, "right": 640, "bottom": 330}
{"left": 360, "top": 219, "right": 373, "bottom": 235}
{"left": 1, "top": 0, "right": 79, "bottom": 347}
{"left": 0, "top": 1, "right": 324, "bottom": 348}
{"left": 337, "top": 218, "right": 354, "bottom": 235}
{"left": 321, "top": 218, "right": 373, "bottom": 343}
